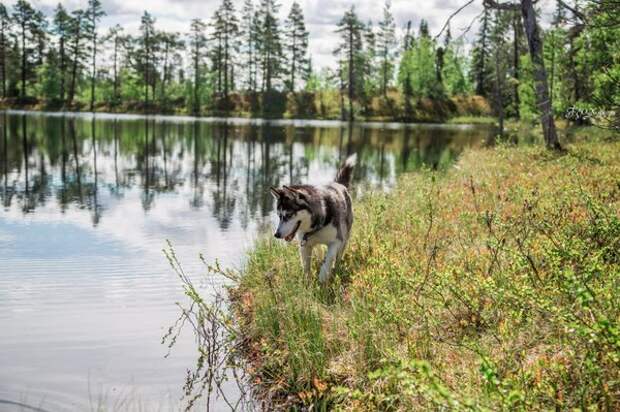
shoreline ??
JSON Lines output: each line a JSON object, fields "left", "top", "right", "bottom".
{"left": 0, "top": 107, "right": 498, "bottom": 128}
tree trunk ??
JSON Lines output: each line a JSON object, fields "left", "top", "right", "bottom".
{"left": 494, "top": 50, "right": 505, "bottom": 137}
{"left": 512, "top": 11, "right": 520, "bottom": 119}
{"left": 347, "top": 22, "right": 354, "bottom": 121}
{"left": 113, "top": 36, "right": 118, "bottom": 102}
{"left": 21, "top": 23, "right": 26, "bottom": 99}
{"left": 1, "top": 25, "right": 6, "bottom": 98}
{"left": 290, "top": 34, "right": 296, "bottom": 92}
{"left": 90, "top": 32, "right": 96, "bottom": 111}
{"left": 224, "top": 26, "right": 229, "bottom": 106}
{"left": 69, "top": 18, "right": 82, "bottom": 106}
{"left": 520, "top": 0, "right": 561, "bottom": 150}
{"left": 59, "top": 37, "right": 66, "bottom": 104}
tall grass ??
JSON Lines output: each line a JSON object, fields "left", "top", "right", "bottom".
{"left": 232, "top": 136, "right": 620, "bottom": 410}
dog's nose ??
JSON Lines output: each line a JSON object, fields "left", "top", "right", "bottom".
{"left": 274, "top": 232, "right": 281, "bottom": 239}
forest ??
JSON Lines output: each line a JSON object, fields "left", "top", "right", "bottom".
{"left": 0, "top": 0, "right": 617, "bottom": 130}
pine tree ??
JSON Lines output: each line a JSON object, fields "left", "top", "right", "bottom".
{"left": 189, "top": 18, "right": 208, "bottom": 114}
{"left": 67, "top": 9, "right": 87, "bottom": 105}
{"left": 240, "top": 0, "right": 258, "bottom": 92}
{"left": 0, "top": 4, "right": 11, "bottom": 98}
{"left": 284, "top": 2, "right": 309, "bottom": 92}
{"left": 159, "top": 31, "right": 183, "bottom": 104}
{"left": 471, "top": 6, "right": 492, "bottom": 96}
{"left": 86, "top": 0, "right": 105, "bottom": 111}
{"left": 135, "top": 11, "right": 158, "bottom": 109}
{"left": 490, "top": 9, "right": 510, "bottom": 135}
{"left": 211, "top": 0, "right": 239, "bottom": 104}
{"left": 52, "top": 4, "right": 72, "bottom": 104}
{"left": 419, "top": 19, "right": 430, "bottom": 38}
{"left": 334, "top": 6, "right": 365, "bottom": 120}
{"left": 13, "top": 0, "right": 38, "bottom": 98}
{"left": 256, "top": 0, "right": 283, "bottom": 92}
{"left": 103, "top": 24, "right": 127, "bottom": 104}
{"left": 377, "top": 0, "right": 396, "bottom": 96}
{"left": 363, "top": 20, "right": 378, "bottom": 105}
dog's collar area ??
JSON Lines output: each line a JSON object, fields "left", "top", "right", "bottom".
{"left": 302, "top": 215, "right": 332, "bottom": 243}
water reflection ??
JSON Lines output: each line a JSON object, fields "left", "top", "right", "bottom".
{"left": 0, "top": 111, "right": 489, "bottom": 230}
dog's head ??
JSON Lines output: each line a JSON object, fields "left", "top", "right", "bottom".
{"left": 270, "top": 186, "right": 312, "bottom": 242}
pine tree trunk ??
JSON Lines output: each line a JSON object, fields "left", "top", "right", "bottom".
{"left": 513, "top": 11, "right": 520, "bottom": 119}
{"left": 520, "top": 0, "right": 561, "bottom": 150}
{"left": 348, "top": 22, "right": 354, "bottom": 121}
{"left": 60, "top": 37, "right": 66, "bottom": 104}
{"left": 290, "top": 33, "right": 296, "bottom": 92}
{"left": 224, "top": 26, "right": 229, "bottom": 107}
{"left": 1, "top": 26, "right": 6, "bottom": 98}
{"left": 113, "top": 37, "right": 118, "bottom": 103}
{"left": 21, "top": 23, "right": 26, "bottom": 99}
{"left": 90, "top": 32, "right": 96, "bottom": 111}
{"left": 69, "top": 20, "right": 81, "bottom": 106}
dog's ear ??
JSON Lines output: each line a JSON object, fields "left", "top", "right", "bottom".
{"left": 270, "top": 186, "right": 281, "bottom": 199}
{"left": 283, "top": 186, "right": 309, "bottom": 206}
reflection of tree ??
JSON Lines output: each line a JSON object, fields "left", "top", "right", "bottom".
{"left": 1, "top": 111, "right": 11, "bottom": 208}
{"left": 69, "top": 118, "right": 83, "bottom": 204}
{"left": 90, "top": 117, "right": 103, "bottom": 225}
{"left": 210, "top": 123, "right": 237, "bottom": 230}
{"left": 0, "top": 113, "right": 490, "bottom": 226}
{"left": 190, "top": 120, "right": 205, "bottom": 209}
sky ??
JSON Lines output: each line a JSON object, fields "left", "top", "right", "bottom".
{"left": 6, "top": 0, "right": 558, "bottom": 69}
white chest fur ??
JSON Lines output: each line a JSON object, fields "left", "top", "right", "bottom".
{"left": 298, "top": 223, "right": 338, "bottom": 246}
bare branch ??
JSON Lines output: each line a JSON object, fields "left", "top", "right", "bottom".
{"left": 434, "top": 0, "right": 476, "bottom": 40}
{"left": 483, "top": 0, "right": 519, "bottom": 11}
{"left": 557, "top": 0, "right": 587, "bottom": 22}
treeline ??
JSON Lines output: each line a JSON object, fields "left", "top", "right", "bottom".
{"left": 0, "top": 0, "right": 617, "bottom": 126}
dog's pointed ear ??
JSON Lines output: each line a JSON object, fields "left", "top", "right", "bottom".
{"left": 270, "top": 186, "right": 281, "bottom": 199}
{"left": 283, "top": 185, "right": 309, "bottom": 205}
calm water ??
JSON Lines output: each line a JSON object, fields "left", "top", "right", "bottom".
{"left": 0, "top": 110, "right": 490, "bottom": 411}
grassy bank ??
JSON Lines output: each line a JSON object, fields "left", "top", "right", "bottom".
{"left": 0, "top": 92, "right": 491, "bottom": 122}
{"left": 232, "top": 136, "right": 620, "bottom": 410}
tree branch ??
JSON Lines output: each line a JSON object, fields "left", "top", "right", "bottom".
{"left": 557, "top": 0, "right": 587, "bottom": 22}
{"left": 434, "top": 0, "right": 476, "bottom": 40}
{"left": 483, "top": 0, "right": 519, "bottom": 11}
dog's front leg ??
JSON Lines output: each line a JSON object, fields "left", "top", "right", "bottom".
{"left": 300, "top": 244, "right": 313, "bottom": 275}
{"left": 319, "top": 240, "right": 342, "bottom": 283}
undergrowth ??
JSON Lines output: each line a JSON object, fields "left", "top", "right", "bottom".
{"left": 231, "top": 136, "right": 620, "bottom": 411}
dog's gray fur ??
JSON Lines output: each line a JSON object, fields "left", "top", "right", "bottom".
{"left": 270, "top": 154, "right": 357, "bottom": 282}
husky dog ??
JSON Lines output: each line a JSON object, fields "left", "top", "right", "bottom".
{"left": 270, "top": 154, "right": 357, "bottom": 283}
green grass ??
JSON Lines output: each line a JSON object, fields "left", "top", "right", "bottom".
{"left": 232, "top": 135, "right": 620, "bottom": 411}
{"left": 447, "top": 115, "right": 498, "bottom": 125}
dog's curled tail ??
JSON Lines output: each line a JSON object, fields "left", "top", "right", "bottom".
{"left": 336, "top": 153, "right": 357, "bottom": 188}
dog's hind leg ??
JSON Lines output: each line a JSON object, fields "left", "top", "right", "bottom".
{"left": 300, "top": 244, "right": 313, "bottom": 276}
{"left": 319, "top": 240, "right": 342, "bottom": 283}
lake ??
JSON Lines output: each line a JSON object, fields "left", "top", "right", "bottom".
{"left": 0, "top": 110, "right": 491, "bottom": 411}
